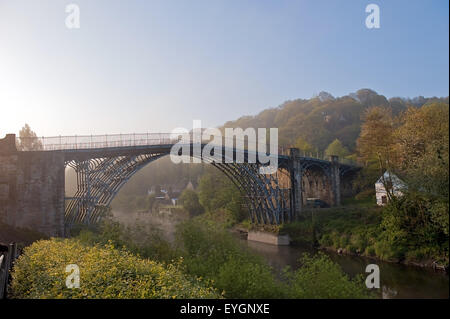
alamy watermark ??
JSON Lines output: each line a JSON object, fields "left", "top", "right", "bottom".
{"left": 365, "top": 264, "right": 380, "bottom": 289}
{"left": 169, "top": 120, "right": 279, "bottom": 174}
{"left": 65, "top": 264, "right": 80, "bottom": 288}
{"left": 365, "top": 4, "right": 380, "bottom": 29}
{"left": 65, "top": 3, "right": 80, "bottom": 29}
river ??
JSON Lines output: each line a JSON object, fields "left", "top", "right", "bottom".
{"left": 240, "top": 238, "right": 449, "bottom": 299}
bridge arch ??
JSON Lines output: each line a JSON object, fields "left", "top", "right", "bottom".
{"left": 300, "top": 161, "right": 334, "bottom": 206}
{"left": 64, "top": 150, "right": 291, "bottom": 228}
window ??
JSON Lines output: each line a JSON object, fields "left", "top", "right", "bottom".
{"left": 381, "top": 195, "right": 387, "bottom": 204}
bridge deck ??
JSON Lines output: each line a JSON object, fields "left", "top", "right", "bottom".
{"left": 15, "top": 133, "right": 357, "bottom": 167}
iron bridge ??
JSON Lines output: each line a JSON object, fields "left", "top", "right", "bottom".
{"left": 18, "top": 133, "right": 360, "bottom": 227}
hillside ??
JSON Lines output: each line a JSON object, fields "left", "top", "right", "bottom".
{"left": 105, "top": 89, "right": 448, "bottom": 199}
{"left": 222, "top": 89, "right": 448, "bottom": 151}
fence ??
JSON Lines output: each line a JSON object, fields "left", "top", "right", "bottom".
{"left": 16, "top": 133, "right": 174, "bottom": 151}
{"left": 15, "top": 133, "right": 357, "bottom": 165}
{"left": 0, "top": 242, "right": 18, "bottom": 299}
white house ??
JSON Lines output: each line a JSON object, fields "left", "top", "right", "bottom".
{"left": 375, "top": 171, "right": 406, "bottom": 206}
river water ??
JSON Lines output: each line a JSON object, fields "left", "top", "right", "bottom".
{"left": 240, "top": 239, "right": 449, "bottom": 299}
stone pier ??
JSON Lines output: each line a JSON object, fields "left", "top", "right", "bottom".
{"left": 247, "top": 230, "right": 290, "bottom": 246}
{"left": 0, "top": 135, "right": 65, "bottom": 237}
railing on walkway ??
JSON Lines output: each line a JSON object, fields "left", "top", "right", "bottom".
{"left": 16, "top": 133, "right": 174, "bottom": 151}
{"left": 15, "top": 134, "right": 357, "bottom": 166}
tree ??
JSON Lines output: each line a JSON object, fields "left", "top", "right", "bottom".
{"left": 394, "top": 103, "right": 449, "bottom": 198}
{"left": 356, "top": 107, "right": 398, "bottom": 201}
{"left": 294, "top": 136, "right": 316, "bottom": 155}
{"left": 17, "top": 124, "right": 43, "bottom": 151}
{"left": 325, "top": 139, "right": 349, "bottom": 158}
{"left": 197, "top": 167, "right": 246, "bottom": 222}
{"left": 179, "top": 189, "right": 204, "bottom": 216}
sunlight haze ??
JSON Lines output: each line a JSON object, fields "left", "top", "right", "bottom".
{"left": 0, "top": 0, "right": 448, "bottom": 136}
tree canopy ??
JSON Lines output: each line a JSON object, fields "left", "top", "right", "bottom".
{"left": 325, "top": 138, "right": 349, "bottom": 158}
{"left": 17, "top": 124, "right": 43, "bottom": 151}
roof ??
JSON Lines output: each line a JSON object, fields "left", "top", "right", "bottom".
{"left": 375, "top": 171, "right": 406, "bottom": 188}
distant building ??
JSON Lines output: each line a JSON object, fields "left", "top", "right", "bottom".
{"left": 375, "top": 171, "right": 406, "bottom": 206}
{"left": 148, "top": 180, "right": 195, "bottom": 206}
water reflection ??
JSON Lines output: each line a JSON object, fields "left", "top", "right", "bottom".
{"left": 240, "top": 239, "right": 449, "bottom": 299}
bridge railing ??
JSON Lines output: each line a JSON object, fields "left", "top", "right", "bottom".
{"left": 15, "top": 134, "right": 357, "bottom": 165}
{"left": 16, "top": 133, "right": 175, "bottom": 151}
{"left": 285, "top": 149, "right": 358, "bottom": 166}
{"left": 16, "top": 134, "right": 281, "bottom": 153}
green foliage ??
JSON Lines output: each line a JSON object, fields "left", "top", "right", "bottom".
{"left": 380, "top": 192, "right": 449, "bottom": 263}
{"left": 175, "top": 218, "right": 284, "bottom": 298}
{"left": 353, "top": 189, "right": 376, "bottom": 202}
{"left": 222, "top": 89, "right": 444, "bottom": 152}
{"left": 215, "top": 258, "right": 283, "bottom": 299}
{"left": 357, "top": 106, "right": 396, "bottom": 178}
{"left": 283, "top": 253, "right": 374, "bottom": 299}
{"left": 283, "top": 207, "right": 380, "bottom": 254}
{"left": 179, "top": 189, "right": 204, "bottom": 216}
{"left": 395, "top": 103, "right": 449, "bottom": 199}
{"left": 351, "top": 101, "right": 449, "bottom": 265}
{"left": 280, "top": 219, "right": 315, "bottom": 246}
{"left": 11, "top": 238, "right": 219, "bottom": 299}
{"left": 325, "top": 138, "right": 350, "bottom": 158}
{"left": 282, "top": 197, "right": 449, "bottom": 265}
{"left": 197, "top": 168, "right": 246, "bottom": 223}
{"left": 175, "top": 217, "right": 372, "bottom": 299}
{"left": 11, "top": 214, "right": 377, "bottom": 299}
{"left": 76, "top": 218, "right": 178, "bottom": 264}
{"left": 294, "top": 136, "right": 317, "bottom": 154}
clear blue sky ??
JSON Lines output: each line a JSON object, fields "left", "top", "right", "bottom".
{"left": 0, "top": 0, "right": 448, "bottom": 136}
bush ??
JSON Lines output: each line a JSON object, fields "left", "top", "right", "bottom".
{"left": 76, "top": 219, "right": 178, "bottom": 264}
{"left": 373, "top": 240, "right": 405, "bottom": 262}
{"left": 380, "top": 192, "right": 449, "bottom": 263}
{"left": 355, "top": 188, "right": 375, "bottom": 201}
{"left": 176, "top": 218, "right": 373, "bottom": 299}
{"left": 216, "top": 258, "right": 284, "bottom": 299}
{"left": 280, "top": 220, "right": 315, "bottom": 246}
{"left": 175, "top": 218, "right": 282, "bottom": 298}
{"left": 319, "top": 234, "right": 333, "bottom": 247}
{"left": 179, "top": 189, "right": 204, "bottom": 216}
{"left": 11, "top": 238, "right": 219, "bottom": 299}
{"left": 338, "top": 234, "right": 350, "bottom": 248}
{"left": 365, "top": 246, "right": 376, "bottom": 257}
{"left": 284, "top": 253, "right": 374, "bottom": 299}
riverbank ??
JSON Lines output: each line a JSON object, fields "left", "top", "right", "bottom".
{"left": 319, "top": 246, "right": 448, "bottom": 272}
{"left": 238, "top": 237, "right": 449, "bottom": 299}
{"left": 277, "top": 205, "right": 449, "bottom": 272}
{"left": 233, "top": 225, "right": 448, "bottom": 273}
{"left": 234, "top": 203, "right": 449, "bottom": 273}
